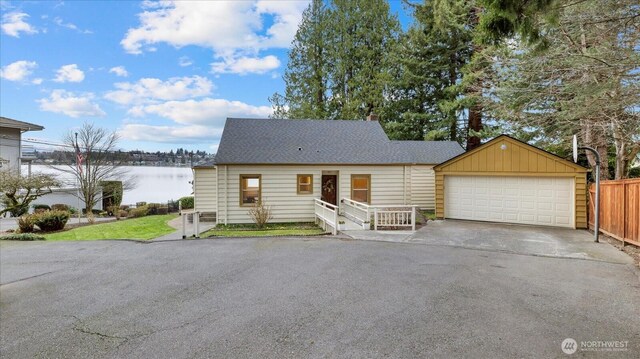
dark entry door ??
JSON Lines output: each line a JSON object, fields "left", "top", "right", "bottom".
{"left": 321, "top": 175, "right": 337, "bottom": 205}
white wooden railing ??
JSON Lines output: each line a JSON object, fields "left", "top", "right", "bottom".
{"left": 341, "top": 198, "right": 371, "bottom": 226}
{"left": 314, "top": 198, "right": 339, "bottom": 235}
{"left": 373, "top": 206, "right": 416, "bottom": 231}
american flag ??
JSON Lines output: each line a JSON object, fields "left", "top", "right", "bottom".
{"left": 74, "top": 137, "right": 84, "bottom": 176}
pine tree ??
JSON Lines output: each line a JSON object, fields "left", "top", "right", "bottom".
{"left": 326, "top": 0, "right": 400, "bottom": 120}
{"left": 272, "top": 0, "right": 400, "bottom": 121}
{"left": 383, "top": 1, "right": 472, "bottom": 141}
{"left": 486, "top": 0, "right": 640, "bottom": 179}
{"left": 275, "top": 0, "right": 329, "bottom": 119}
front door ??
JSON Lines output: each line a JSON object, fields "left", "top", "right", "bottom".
{"left": 321, "top": 175, "right": 337, "bottom": 205}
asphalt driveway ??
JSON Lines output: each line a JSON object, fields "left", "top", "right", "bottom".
{"left": 409, "top": 220, "right": 634, "bottom": 264}
{"left": 1, "top": 236, "right": 639, "bottom": 358}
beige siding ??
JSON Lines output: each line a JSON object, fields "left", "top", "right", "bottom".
{"left": 193, "top": 168, "right": 217, "bottom": 212}
{"left": 216, "top": 165, "right": 407, "bottom": 224}
{"left": 410, "top": 165, "right": 435, "bottom": 210}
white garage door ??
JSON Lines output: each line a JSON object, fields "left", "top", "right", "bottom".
{"left": 444, "top": 176, "right": 574, "bottom": 228}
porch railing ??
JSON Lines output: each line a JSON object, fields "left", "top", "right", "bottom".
{"left": 373, "top": 206, "right": 416, "bottom": 231}
{"left": 341, "top": 198, "right": 371, "bottom": 226}
{"left": 314, "top": 198, "right": 338, "bottom": 235}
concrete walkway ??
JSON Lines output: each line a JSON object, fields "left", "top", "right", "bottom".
{"left": 152, "top": 215, "right": 216, "bottom": 241}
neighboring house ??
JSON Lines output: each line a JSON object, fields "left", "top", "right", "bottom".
{"left": 0, "top": 116, "right": 102, "bottom": 214}
{"left": 0, "top": 116, "right": 43, "bottom": 174}
{"left": 434, "top": 135, "right": 588, "bottom": 229}
{"left": 193, "top": 117, "right": 464, "bottom": 225}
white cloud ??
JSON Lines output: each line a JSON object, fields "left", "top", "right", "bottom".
{"left": 121, "top": 1, "right": 307, "bottom": 74}
{"left": 211, "top": 55, "right": 280, "bottom": 75}
{"left": 0, "top": 60, "right": 37, "bottom": 81}
{"left": 119, "top": 124, "right": 223, "bottom": 143}
{"left": 109, "top": 66, "right": 129, "bottom": 77}
{"left": 128, "top": 98, "right": 272, "bottom": 125}
{"left": 38, "top": 89, "right": 105, "bottom": 118}
{"left": 1, "top": 11, "right": 38, "bottom": 37}
{"left": 178, "top": 56, "right": 192, "bottom": 67}
{"left": 53, "top": 64, "right": 85, "bottom": 83}
{"left": 104, "top": 75, "right": 213, "bottom": 105}
{"left": 32, "top": 78, "right": 43, "bottom": 85}
{"left": 53, "top": 17, "right": 92, "bottom": 34}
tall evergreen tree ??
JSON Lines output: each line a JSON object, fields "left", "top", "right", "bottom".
{"left": 486, "top": 0, "right": 640, "bottom": 179}
{"left": 326, "top": 0, "right": 400, "bottom": 120}
{"left": 277, "top": 0, "right": 329, "bottom": 119}
{"left": 383, "top": 0, "right": 472, "bottom": 141}
{"left": 272, "top": 0, "right": 400, "bottom": 121}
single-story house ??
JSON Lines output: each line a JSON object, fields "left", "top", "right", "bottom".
{"left": 193, "top": 117, "right": 464, "bottom": 224}
{"left": 434, "top": 135, "right": 588, "bottom": 229}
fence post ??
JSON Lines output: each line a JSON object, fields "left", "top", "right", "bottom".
{"left": 412, "top": 207, "right": 416, "bottom": 231}
{"left": 623, "top": 181, "right": 627, "bottom": 247}
{"left": 195, "top": 212, "right": 200, "bottom": 238}
{"left": 374, "top": 208, "right": 378, "bottom": 231}
{"left": 333, "top": 207, "right": 338, "bottom": 235}
{"left": 181, "top": 212, "right": 186, "bottom": 239}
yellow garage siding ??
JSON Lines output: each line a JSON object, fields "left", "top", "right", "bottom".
{"left": 193, "top": 168, "right": 217, "bottom": 212}
{"left": 410, "top": 165, "right": 435, "bottom": 210}
{"left": 218, "top": 165, "right": 407, "bottom": 224}
{"left": 434, "top": 136, "right": 588, "bottom": 229}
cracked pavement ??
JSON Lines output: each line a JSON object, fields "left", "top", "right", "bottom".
{"left": 1, "top": 237, "right": 639, "bottom": 358}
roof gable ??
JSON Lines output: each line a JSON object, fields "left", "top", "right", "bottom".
{"left": 214, "top": 118, "right": 464, "bottom": 165}
{"left": 434, "top": 135, "right": 587, "bottom": 173}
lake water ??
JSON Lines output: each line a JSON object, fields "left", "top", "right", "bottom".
{"left": 24, "top": 165, "right": 193, "bottom": 205}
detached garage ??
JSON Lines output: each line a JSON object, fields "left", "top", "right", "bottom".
{"left": 434, "top": 135, "right": 588, "bottom": 229}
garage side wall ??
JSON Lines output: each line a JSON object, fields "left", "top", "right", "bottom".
{"left": 434, "top": 136, "right": 588, "bottom": 229}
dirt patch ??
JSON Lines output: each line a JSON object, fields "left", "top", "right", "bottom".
{"left": 600, "top": 233, "right": 640, "bottom": 268}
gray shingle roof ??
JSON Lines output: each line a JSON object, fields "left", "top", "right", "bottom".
{"left": 213, "top": 118, "right": 464, "bottom": 165}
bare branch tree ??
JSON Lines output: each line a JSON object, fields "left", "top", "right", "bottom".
{"left": 57, "top": 122, "right": 135, "bottom": 213}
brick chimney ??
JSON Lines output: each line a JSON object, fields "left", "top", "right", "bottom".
{"left": 366, "top": 112, "right": 378, "bottom": 121}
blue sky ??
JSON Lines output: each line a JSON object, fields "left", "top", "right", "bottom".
{"left": 1, "top": 0, "right": 411, "bottom": 153}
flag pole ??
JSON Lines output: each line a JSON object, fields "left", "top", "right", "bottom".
{"left": 75, "top": 132, "right": 81, "bottom": 224}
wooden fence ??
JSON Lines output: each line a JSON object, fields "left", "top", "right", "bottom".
{"left": 589, "top": 178, "right": 640, "bottom": 247}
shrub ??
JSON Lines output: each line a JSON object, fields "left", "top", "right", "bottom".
{"left": 147, "top": 203, "right": 161, "bottom": 215}
{"left": 129, "top": 205, "right": 148, "bottom": 218}
{"left": 136, "top": 201, "right": 147, "bottom": 207}
{"left": 0, "top": 233, "right": 45, "bottom": 241}
{"left": 167, "top": 199, "right": 179, "bottom": 213}
{"left": 32, "top": 210, "right": 70, "bottom": 232}
{"left": 247, "top": 199, "right": 272, "bottom": 229}
{"left": 120, "top": 205, "right": 130, "bottom": 211}
{"left": 17, "top": 215, "right": 34, "bottom": 233}
{"left": 32, "top": 204, "right": 50, "bottom": 213}
{"left": 157, "top": 206, "right": 168, "bottom": 215}
{"left": 108, "top": 204, "right": 120, "bottom": 217}
{"left": 68, "top": 207, "right": 78, "bottom": 215}
{"left": 51, "top": 204, "right": 70, "bottom": 211}
{"left": 118, "top": 210, "right": 129, "bottom": 218}
{"left": 100, "top": 180, "right": 123, "bottom": 210}
{"left": 179, "top": 196, "right": 194, "bottom": 210}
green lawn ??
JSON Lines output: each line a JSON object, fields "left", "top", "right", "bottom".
{"left": 43, "top": 214, "right": 178, "bottom": 241}
{"left": 202, "top": 222, "right": 325, "bottom": 238}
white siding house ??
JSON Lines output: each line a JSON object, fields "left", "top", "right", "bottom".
{"left": 193, "top": 118, "right": 463, "bottom": 225}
